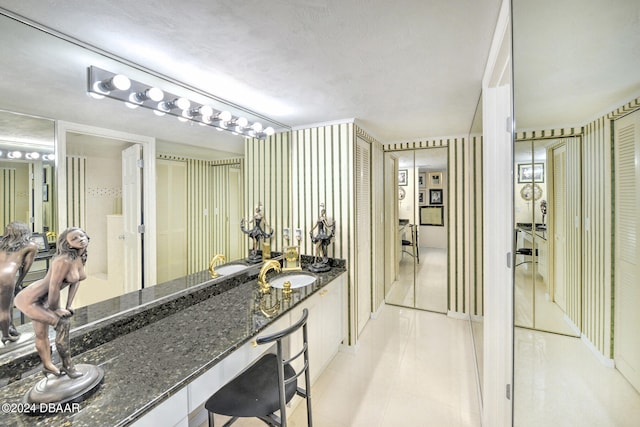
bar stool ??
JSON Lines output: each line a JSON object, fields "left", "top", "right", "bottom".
{"left": 401, "top": 224, "right": 420, "bottom": 263}
{"left": 204, "top": 308, "right": 313, "bottom": 427}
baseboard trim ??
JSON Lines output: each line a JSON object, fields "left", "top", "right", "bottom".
{"left": 581, "top": 334, "right": 615, "bottom": 368}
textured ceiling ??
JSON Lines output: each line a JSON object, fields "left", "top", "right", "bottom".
{"left": 1, "top": 1, "right": 637, "bottom": 156}
{"left": 0, "top": 0, "right": 501, "bottom": 153}
{"left": 513, "top": 0, "right": 640, "bottom": 130}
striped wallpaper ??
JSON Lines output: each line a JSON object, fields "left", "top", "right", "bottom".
{"left": 290, "top": 123, "right": 356, "bottom": 342}
{"left": 244, "top": 131, "right": 291, "bottom": 257}
{"left": 246, "top": 122, "right": 385, "bottom": 345}
{"left": 582, "top": 117, "right": 613, "bottom": 358}
{"left": 0, "top": 168, "right": 15, "bottom": 226}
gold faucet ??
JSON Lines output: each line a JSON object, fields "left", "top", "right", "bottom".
{"left": 208, "top": 254, "right": 226, "bottom": 278}
{"left": 258, "top": 259, "right": 281, "bottom": 292}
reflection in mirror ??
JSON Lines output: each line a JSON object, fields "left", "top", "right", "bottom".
{"left": 0, "top": 11, "right": 288, "bottom": 364}
{"left": 514, "top": 138, "right": 576, "bottom": 336}
{"left": 513, "top": 0, "right": 640, "bottom": 423}
{"left": 384, "top": 148, "right": 448, "bottom": 313}
{"left": 0, "top": 111, "right": 56, "bottom": 347}
{"left": 467, "top": 93, "right": 483, "bottom": 397}
{"left": 0, "top": 110, "right": 56, "bottom": 236}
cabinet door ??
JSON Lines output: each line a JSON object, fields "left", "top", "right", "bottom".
{"left": 289, "top": 296, "right": 322, "bottom": 384}
{"left": 320, "top": 275, "right": 345, "bottom": 365}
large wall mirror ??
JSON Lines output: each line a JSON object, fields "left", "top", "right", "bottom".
{"left": 0, "top": 10, "right": 290, "bottom": 360}
{"left": 383, "top": 148, "right": 448, "bottom": 313}
{"left": 513, "top": 0, "right": 640, "bottom": 424}
{"left": 467, "top": 93, "right": 483, "bottom": 400}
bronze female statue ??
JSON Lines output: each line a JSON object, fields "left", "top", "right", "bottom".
{"left": 15, "top": 227, "right": 89, "bottom": 378}
{"left": 0, "top": 222, "right": 38, "bottom": 344}
{"left": 241, "top": 204, "right": 273, "bottom": 262}
{"left": 309, "top": 205, "right": 335, "bottom": 272}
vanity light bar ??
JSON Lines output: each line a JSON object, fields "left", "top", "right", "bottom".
{"left": 87, "top": 66, "right": 275, "bottom": 139}
{"left": 0, "top": 150, "right": 55, "bottom": 161}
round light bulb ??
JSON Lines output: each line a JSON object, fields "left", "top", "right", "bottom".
{"left": 264, "top": 127, "right": 275, "bottom": 136}
{"left": 200, "top": 105, "right": 214, "bottom": 117}
{"left": 176, "top": 97, "right": 190, "bottom": 110}
{"left": 237, "top": 117, "right": 248, "bottom": 127}
{"left": 251, "top": 122, "right": 263, "bottom": 132}
{"left": 218, "top": 111, "right": 232, "bottom": 122}
{"left": 111, "top": 74, "right": 131, "bottom": 91}
{"left": 147, "top": 87, "right": 164, "bottom": 102}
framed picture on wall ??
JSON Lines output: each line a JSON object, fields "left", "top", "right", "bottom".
{"left": 418, "top": 190, "right": 426, "bottom": 205}
{"left": 517, "top": 163, "right": 544, "bottom": 183}
{"left": 420, "top": 206, "right": 444, "bottom": 226}
{"left": 429, "top": 189, "right": 443, "bottom": 205}
{"left": 398, "top": 169, "right": 408, "bottom": 186}
{"left": 418, "top": 172, "right": 427, "bottom": 188}
{"left": 429, "top": 172, "right": 442, "bottom": 187}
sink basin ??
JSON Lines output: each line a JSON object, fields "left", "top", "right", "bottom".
{"left": 270, "top": 273, "right": 317, "bottom": 289}
{"left": 215, "top": 264, "right": 248, "bottom": 276}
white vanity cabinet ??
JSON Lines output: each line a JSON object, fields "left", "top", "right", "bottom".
{"left": 133, "top": 272, "right": 346, "bottom": 427}
{"left": 290, "top": 272, "right": 346, "bottom": 384}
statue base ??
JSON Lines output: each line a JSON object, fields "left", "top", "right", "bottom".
{"left": 246, "top": 252, "right": 263, "bottom": 264}
{"left": 23, "top": 364, "right": 104, "bottom": 413}
{"left": 308, "top": 262, "right": 331, "bottom": 273}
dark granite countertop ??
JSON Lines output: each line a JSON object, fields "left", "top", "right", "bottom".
{"left": 1, "top": 260, "right": 261, "bottom": 384}
{"left": 0, "top": 259, "right": 346, "bottom": 426}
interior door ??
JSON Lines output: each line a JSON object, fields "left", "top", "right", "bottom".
{"left": 122, "top": 144, "right": 143, "bottom": 293}
{"left": 614, "top": 109, "right": 640, "bottom": 392}
{"left": 552, "top": 145, "right": 566, "bottom": 311}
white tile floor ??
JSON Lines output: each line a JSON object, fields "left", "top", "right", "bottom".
{"left": 514, "top": 327, "right": 640, "bottom": 427}
{"left": 209, "top": 304, "right": 481, "bottom": 427}
{"left": 386, "top": 247, "right": 448, "bottom": 313}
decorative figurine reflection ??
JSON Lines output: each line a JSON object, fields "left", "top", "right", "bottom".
{"left": 0, "top": 222, "right": 37, "bottom": 344}
{"left": 240, "top": 204, "right": 273, "bottom": 263}
{"left": 15, "top": 227, "right": 89, "bottom": 378}
{"left": 308, "top": 204, "right": 336, "bottom": 273}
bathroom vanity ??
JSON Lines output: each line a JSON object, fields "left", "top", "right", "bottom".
{"left": 0, "top": 259, "right": 346, "bottom": 426}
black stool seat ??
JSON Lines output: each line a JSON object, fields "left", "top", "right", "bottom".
{"left": 205, "top": 353, "right": 298, "bottom": 417}
{"left": 515, "top": 248, "right": 538, "bottom": 256}
{"left": 205, "top": 308, "right": 312, "bottom": 427}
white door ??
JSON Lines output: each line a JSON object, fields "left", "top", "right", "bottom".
{"left": 552, "top": 145, "right": 567, "bottom": 311}
{"left": 356, "top": 137, "right": 371, "bottom": 336}
{"left": 614, "top": 109, "right": 640, "bottom": 392}
{"left": 122, "top": 144, "right": 143, "bottom": 293}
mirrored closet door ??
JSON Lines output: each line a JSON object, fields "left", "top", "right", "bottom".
{"left": 384, "top": 148, "right": 448, "bottom": 313}
{"left": 514, "top": 138, "right": 579, "bottom": 336}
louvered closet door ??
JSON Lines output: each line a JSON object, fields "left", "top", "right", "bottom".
{"left": 614, "top": 109, "right": 640, "bottom": 392}
{"left": 356, "top": 138, "right": 371, "bottom": 336}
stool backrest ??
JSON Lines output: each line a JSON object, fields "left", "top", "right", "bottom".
{"left": 256, "top": 308, "right": 311, "bottom": 427}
